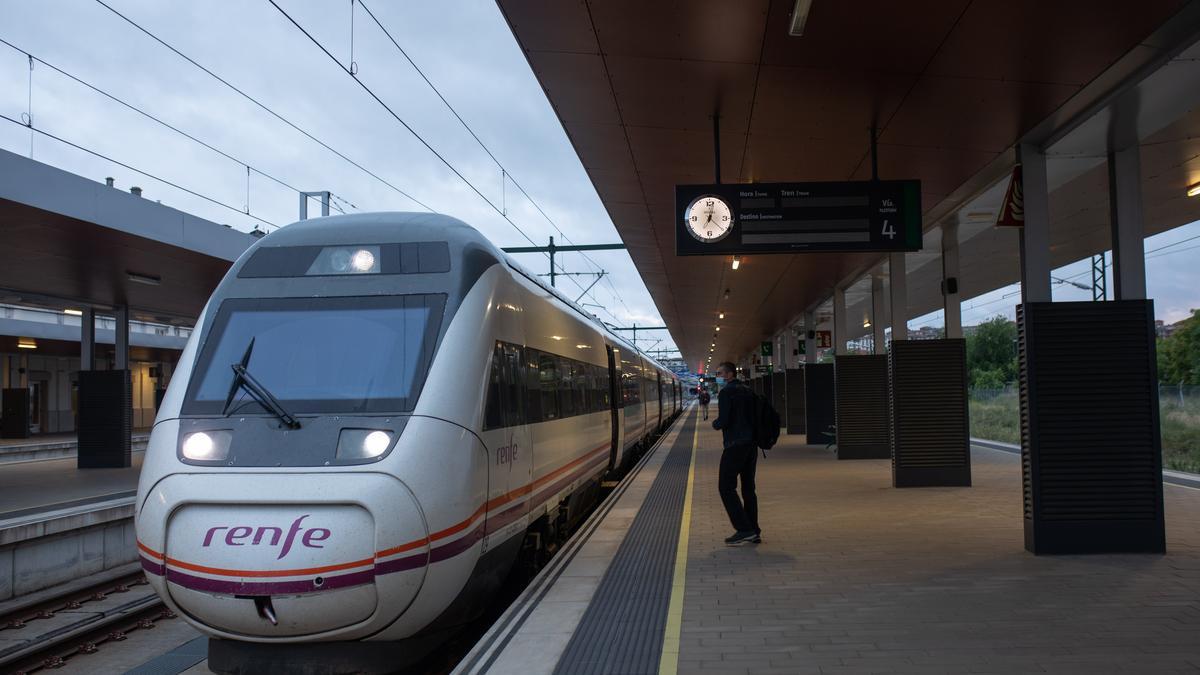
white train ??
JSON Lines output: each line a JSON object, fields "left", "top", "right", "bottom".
{"left": 134, "top": 213, "right": 681, "bottom": 672}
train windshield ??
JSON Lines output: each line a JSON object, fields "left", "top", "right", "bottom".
{"left": 183, "top": 294, "right": 445, "bottom": 415}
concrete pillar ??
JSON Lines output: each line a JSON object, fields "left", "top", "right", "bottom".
{"left": 942, "top": 221, "right": 963, "bottom": 338}
{"left": 889, "top": 253, "right": 907, "bottom": 343}
{"left": 1019, "top": 144, "right": 1053, "bottom": 303}
{"left": 81, "top": 307, "right": 95, "bottom": 371}
{"left": 871, "top": 273, "right": 886, "bottom": 354}
{"left": 833, "top": 287, "right": 848, "bottom": 355}
{"left": 1108, "top": 145, "right": 1147, "bottom": 300}
{"left": 804, "top": 311, "right": 817, "bottom": 364}
{"left": 18, "top": 353, "right": 28, "bottom": 388}
{"left": 115, "top": 306, "right": 129, "bottom": 371}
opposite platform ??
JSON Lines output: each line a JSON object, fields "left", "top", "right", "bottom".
{"left": 469, "top": 406, "right": 1200, "bottom": 674}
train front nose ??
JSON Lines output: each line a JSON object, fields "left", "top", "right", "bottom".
{"left": 138, "top": 473, "right": 429, "bottom": 639}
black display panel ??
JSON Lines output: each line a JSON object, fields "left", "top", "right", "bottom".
{"left": 675, "top": 180, "right": 921, "bottom": 255}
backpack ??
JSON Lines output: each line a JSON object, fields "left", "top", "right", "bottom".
{"left": 751, "top": 390, "right": 781, "bottom": 452}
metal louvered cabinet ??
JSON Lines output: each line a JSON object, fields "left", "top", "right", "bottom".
{"left": 785, "top": 368, "right": 806, "bottom": 435}
{"left": 889, "top": 339, "right": 971, "bottom": 487}
{"left": 770, "top": 371, "right": 786, "bottom": 429}
{"left": 77, "top": 369, "right": 132, "bottom": 468}
{"left": 834, "top": 355, "right": 891, "bottom": 459}
{"left": 805, "top": 363, "right": 835, "bottom": 446}
{"left": 1019, "top": 301, "right": 1165, "bottom": 554}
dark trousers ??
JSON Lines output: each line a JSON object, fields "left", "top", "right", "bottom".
{"left": 719, "top": 443, "right": 759, "bottom": 534}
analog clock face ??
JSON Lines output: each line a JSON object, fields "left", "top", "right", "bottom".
{"left": 684, "top": 195, "right": 734, "bottom": 242}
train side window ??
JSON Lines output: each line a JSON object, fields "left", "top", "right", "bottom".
{"left": 538, "top": 351, "right": 559, "bottom": 421}
{"left": 557, "top": 356, "right": 576, "bottom": 418}
{"left": 484, "top": 342, "right": 503, "bottom": 430}
{"left": 575, "top": 362, "right": 590, "bottom": 414}
{"left": 501, "top": 343, "right": 524, "bottom": 427}
{"left": 525, "top": 350, "right": 543, "bottom": 423}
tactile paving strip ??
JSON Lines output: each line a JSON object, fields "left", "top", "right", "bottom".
{"left": 553, "top": 411, "right": 697, "bottom": 675}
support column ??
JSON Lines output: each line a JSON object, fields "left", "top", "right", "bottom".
{"left": 1019, "top": 144, "right": 1053, "bottom": 303}
{"left": 871, "top": 273, "right": 886, "bottom": 354}
{"left": 942, "top": 221, "right": 963, "bottom": 338}
{"left": 1017, "top": 142, "right": 1164, "bottom": 554}
{"left": 804, "top": 311, "right": 817, "bottom": 364}
{"left": 81, "top": 307, "right": 95, "bottom": 371}
{"left": 1109, "top": 145, "right": 1146, "bottom": 300}
{"left": 115, "top": 305, "right": 129, "bottom": 371}
{"left": 889, "top": 253, "right": 907, "bottom": 343}
{"left": 833, "top": 287, "right": 848, "bottom": 355}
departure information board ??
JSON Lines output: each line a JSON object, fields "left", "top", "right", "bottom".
{"left": 675, "top": 180, "right": 921, "bottom": 255}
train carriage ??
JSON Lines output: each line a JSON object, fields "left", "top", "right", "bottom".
{"left": 134, "top": 212, "right": 680, "bottom": 673}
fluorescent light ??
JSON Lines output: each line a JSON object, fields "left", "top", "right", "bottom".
{"left": 788, "top": 0, "right": 814, "bottom": 36}
{"left": 731, "top": 256, "right": 741, "bottom": 270}
{"left": 1188, "top": 182, "right": 1200, "bottom": 198}
{"left": 716, "top": 326, "right": 721, "bottom": 331}
{"left": 719, "top": 312, "right": 725, "bottom": 319}
{"left": 127, "top": 271, "right": 162, "bottom": 286}
{"left": 17, "top": 339, "right": 37, "bottom": 349}
{"left": 63, "top": 308, "right": 83, "bottom": 316}
{"left": 550, "top": 335, "right": 564, "bottom": 340}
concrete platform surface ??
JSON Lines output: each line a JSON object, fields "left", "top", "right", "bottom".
{"left": 486, "top": 406, "right": 1200, "bottom": 674}
{"left": 0, "top": 454, "right": 141, "bottom": 520}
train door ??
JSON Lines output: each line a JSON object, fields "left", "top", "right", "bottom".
{"left": 483, "top": 341, "right": 532, "bottom": 548}
{"left": 656, "top": 372, "right": 663, "bottom": 430}
{"left": 606, "top": 346, "right": 620, "bottom": 472}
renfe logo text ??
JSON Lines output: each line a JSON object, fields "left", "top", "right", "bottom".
{"left": 202, "top": 514, "right": 331, "bottom": 560}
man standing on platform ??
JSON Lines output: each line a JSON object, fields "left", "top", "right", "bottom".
{"left": 711, "top": 361, "right": 761, "bottom": 546}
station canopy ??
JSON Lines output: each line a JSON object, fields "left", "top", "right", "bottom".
{"left": 498, "top": 0, "right": 1200, "bottom": 367}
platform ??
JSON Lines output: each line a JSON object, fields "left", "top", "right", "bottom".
{"left": 0, "top": 432, "right": 150, "bottom": 466}
{"left": 464, "top": 406, "right": 1200, "bottom": 674}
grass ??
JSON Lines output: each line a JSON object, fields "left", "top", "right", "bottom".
{"left": 967, "top": 390, "right": 1200, "bottom": 475}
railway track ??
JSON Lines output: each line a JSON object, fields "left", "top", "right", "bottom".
{"left": 0, "top": 572, "right": 175, "bottom": 674}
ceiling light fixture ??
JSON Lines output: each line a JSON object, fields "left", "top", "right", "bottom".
{"left": 1188, "top": 182, "right": 1200, "bottom": 198}
{"left": 127, "top": 271, "right": 162, "bottom": 286}
{"left": 63, "top": 308, "right": 83, "bottom": 316}
{"left": 17, "top": 338, "right": 36, "bottom": 349}
{"left": 719, "top": 312, "right": 725, "bottom": 319}
{"left": 788, "top": 0, "right": 814, "bottom": 36}
{"left": 731, "top": 256, "right": 741, "bottom": 270}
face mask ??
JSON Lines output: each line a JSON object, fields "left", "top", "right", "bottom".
{"left": 715, "top": 377, "right": 726, "bottom": 386}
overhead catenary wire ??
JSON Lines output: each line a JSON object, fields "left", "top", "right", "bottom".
{"left": 0, "top": 37, "right": 350, "bottom": 214}
{"left": 265, "top": 0, "right": 631, "bottom": 319}
{"left": 0, "top": 111, "right": 278, "bottom": 229}
{"left": 91, "top": 0, "right": 432, "bottom": 213}
{"left": 352, "top": 0, "right": 637, "bottom": 317}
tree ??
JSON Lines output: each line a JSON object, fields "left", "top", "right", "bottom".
{"left": 966, "top": 317, "right": 1018, "bottom": 387}
{"left": 1158, "top": 311, "right": 1200, "bottom": 385}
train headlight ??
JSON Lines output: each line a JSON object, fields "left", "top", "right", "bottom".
{"left": 337, "top": 429, "right": 394, "bottom": 461}
{"left": 180, "top": 430, "right": 233, "bottom": 462}
{"left": 307, "top": 245, "right": 381, "bottom": 275}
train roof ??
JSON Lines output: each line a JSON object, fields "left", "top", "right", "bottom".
{"left": 264, "top": 212, "right": 676, "bottom": 377}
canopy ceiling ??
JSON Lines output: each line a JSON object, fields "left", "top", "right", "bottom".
{"left": 498, "top": 0, "right": 1192, "bottom": 368}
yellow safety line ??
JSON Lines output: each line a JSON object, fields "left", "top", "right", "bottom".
{"left": 659, "top": 408, "right": 698, "bottom": 675}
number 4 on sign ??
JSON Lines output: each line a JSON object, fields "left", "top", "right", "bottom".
{"left": 882, "top": 220, "right": 895, "bottom": 239}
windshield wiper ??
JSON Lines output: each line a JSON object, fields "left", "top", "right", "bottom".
{"left": 222, "top": 338, "right": 301, "bottom": 429}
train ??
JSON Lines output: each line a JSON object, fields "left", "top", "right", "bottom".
{"left": 134, "top": 212, "right": 682, "bottom": 673}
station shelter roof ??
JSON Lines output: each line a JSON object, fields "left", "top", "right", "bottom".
{"left": 0, "top": 148, "right": 255, "bottom": 325}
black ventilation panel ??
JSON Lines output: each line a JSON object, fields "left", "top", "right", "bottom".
{"left": 805, "top": 364, "right": 835, "bottom": 447}
{"left": 1019, "top": 301, "right": 1165, "bottom": 554}
{"left": 835, "top": 355, "right": 891, "bottom": 459}
{"left": 78, "top": 370, "right": 132, "bottom": 469}
{"left": 889, "top": 339, "right": 971, "bottom": 487}
{"left": 785, "top": 368, "right": 806, "bottom": 435}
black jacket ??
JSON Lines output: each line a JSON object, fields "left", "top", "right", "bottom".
{"left": 712, "top": 379, "right": 754, "bottom": 449}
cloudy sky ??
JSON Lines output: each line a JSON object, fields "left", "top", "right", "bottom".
{"left": 2, "top": 0, "right": 1197, "bottom": 358}
{"left": 0, "top": 0, "right": 677, "bottom": 354}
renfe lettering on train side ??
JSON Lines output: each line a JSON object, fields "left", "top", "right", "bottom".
{"left": 496, "top": 442, "right": 519, "bottom": 466}
{"left": 202, "top": 514, "right": 331, "bottom": 560}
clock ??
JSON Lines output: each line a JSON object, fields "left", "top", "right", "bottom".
{"left": 683, "top": 195, "right": 734, "bottom": 243}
